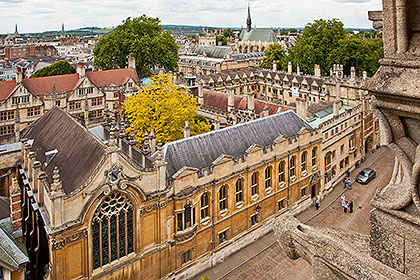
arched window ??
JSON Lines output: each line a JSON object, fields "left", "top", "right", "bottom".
{"left": 235, "top": 178, "right": 243, "bottom": 203}
{"left": 201, "top": 193, "right": 209, "bottom": 219}
{"left": 325, "top": 151, "right": 332, "bottom": 167}
{"left": 251, "top": 172, "right": 259, "bottom": 196}
{"left": 290, "top": 156, "right": 296, "bottom": 177}
{"left": 279, "top": 161, "right": 285, "bottom": 183}
{"left": 301, "top": 151, "right": 307, "bottom": 172}
{"left": 265, "top": 166, "right": 272, "bottom": 189}
{"left": 219, "top": 185, "right": 228, "bottom": 211}
{"left": 312, "top": 147, "right": 317, "bottom": 167}
{"left": 92, "top": 193, "right": 134, "bottom": 270}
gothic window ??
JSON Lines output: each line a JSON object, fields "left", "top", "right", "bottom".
{"left": 290, "top": 156, "right": 296, "bottom": 178}
{"left": 278, "top": 161, "right": 285, "bottom": 183}
{"left": 301, "top": 151, "right": 307, "bottom": 172}
{"left": 177, "top": 203, "right": 196, "bottom": 231}
{"left": 312, "top": 147, "right": 317, "bottom": 167}
{"left": 235, "top": 178, "right": 243, "bottom": 203}
{"left": 251, "top": 172, "right": 259, "bottom": 196}
{"left": 265, "top": 166, "right": 272, "bottom": 190}
{"left": 219, "top": 185, "right": 227, "bottom": 211}
{"left": 200, "top": 193, "right": 209, "bottom": 219}
{"left": 92, "top": 193, "right": 134, "bottom": 270}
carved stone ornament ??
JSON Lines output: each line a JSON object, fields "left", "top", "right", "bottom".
{"left": 108, "top": 165, "right": 122, "bottom": 185}
{"left": 51, "top": 229, "right": 88, "bottom": 250}
{"left": 101, "top": 165, "right": 143, "bottom": 194}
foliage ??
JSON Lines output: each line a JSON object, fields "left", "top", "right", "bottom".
{"left": 201, "top": 276, "right": 210, "bottom": 280}
{"left": 187, "top": 34, "right": 197, "bottom": 39}
{"left": 288, "top": 28, "right": 298, "bottom": 34}
{"left": 223, "top": 28, "right": 234, "bottom": 38}
{"left": 30, "top": 60, "right": 75, "bottom": 78}
{"left": 259, "top": 43, "right": 288, "bottom": 70}
{"left": 93, "top": 15, "right": 179, "bottom": 77}
{"left": 216, "top": 35, "right": 227, "bottom": 46}
{"left": 124, "top": 74, "right": 211, "bottom": 144}
{"left": 280, "top": 30, "right": 289, "bottom": 35}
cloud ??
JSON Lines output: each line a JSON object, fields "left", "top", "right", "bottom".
{"left": 335, "top": 0, "right": 369, "bottom": 3}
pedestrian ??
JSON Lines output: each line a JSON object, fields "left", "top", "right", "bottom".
{"left": 349, "top": 200, "right": 353, "bottom": 213}
{"left": 343, "top": 178, "right": 347, "bottom": 188}
{"left": 344, "top": 201, "right": 349, "bottom": 213}
{"left": 315, "top": 198, "right": 320, "bottom": 210}
{"left": 341, "top": 194, "right": 346, "bottom": 204}
{"left": 347, "top": 179, "right": 352, "bottom": 189}
{"left": 347, "top": 168, "right": 351, "bottom": 177}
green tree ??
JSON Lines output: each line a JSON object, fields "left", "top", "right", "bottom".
{"left": 288, "top": 18, "right": 347, "bottom": 75}
{"left": 216, "top": 35, "right": 227, "bottom": 46}
{"left": 124, "top": 74, "right": 210, "bottom": 144}
{"left": 30, "top": 60, "right": 76, "bottom": 78}
{"left": 223, "top": 28, "right": 234, "bottom": 38}
{"left": 93, "top": 15, "right": 179, "bottom": 77}
{"left": 259, "top": 43, "right": 288, "bottom": 70}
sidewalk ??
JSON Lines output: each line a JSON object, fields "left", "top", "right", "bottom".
{"left": 192, "top": 147, "right": 389, "bottom": 280}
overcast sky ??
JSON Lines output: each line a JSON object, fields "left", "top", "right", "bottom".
{"left": 0, "top": 0, "right": 381, "bottom": 34}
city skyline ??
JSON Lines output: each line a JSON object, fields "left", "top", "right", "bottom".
{"left": 0, "top": 0, "right": 381, "bottom": 34}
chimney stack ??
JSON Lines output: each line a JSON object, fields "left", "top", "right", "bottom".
{"left": 296, "top": 98, "right": 307, "bottom": 120}
{"left": 228, "top": 89, "right": 234, "bottom": 112}
{"left": 128, "top": 56, "right": 136, "bottom": 70}
{"left": 350, "top": 67, "right": 356, "bottom": 80}
{"left": 333, "top": 100, "right": 341, "bottom": 117}
{"left": 198, "top": 81, "right": 204, "bottom": 105}
{"left": 273, "top": 61, "right": 277, "bottom": 72}
{"left": 16, "top": 67, "right": 23, "bottom": 84}
{"left": 314, "top": 64, "right": 321, "bottom": 78}
{"left": 9, "top": 177, "right": 22, "bottom": 234}
{"left": 248, "top": 92, "right": 255, "bottom": 113}
{"left": 296, "top": 64, "right": 300, "bottom": 75}
{"left": 363, "top": 71, "right": 367, "bottom": 80}
{"left": 288, "top": 61, "right": 292, "bottom": 74}
{"left": 263, "top": 105, "right": 269, "bottom": 117}
{"left": 76, "top": 62, "right": 85, "bottom": 78}
{"left": 184, "top": 121, "right": 190, "bottom": 138}
{"left": 214, "top": 115, "right": 220, "bottom": 130}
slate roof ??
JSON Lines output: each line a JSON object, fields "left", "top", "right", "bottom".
{"left": 0, "top": 197, "right": 10, "bottom": 220}
{"left": 23, "top": 107, "right": 106, "bottom": 195}
{"left": 163, "top": 110, "right": 313, "bottom": 179}
{"left": 239, "top": 28, "right": 279, "bottom": 42}
{"left": 0, "top": 226, "right": 28, "bottom": 271}
{"left": 192, "top": 46, "right": 230, "bottom": 59}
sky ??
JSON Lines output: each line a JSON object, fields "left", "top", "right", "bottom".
{"left": 0, "top": 0, "right": 382, "bottom": 34}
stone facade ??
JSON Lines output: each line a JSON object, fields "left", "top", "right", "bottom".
{"left": 274, "top": 2, "right": 420, "bottom": 279}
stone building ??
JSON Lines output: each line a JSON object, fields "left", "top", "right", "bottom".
{"left": 0, "top": 57, "right": 139, "bottom": 144}
{"left": 17, "top": 106, "right": 321, "bottom": 279}
{"left": 275, "top": 2, "right": 420, "bottom": 280}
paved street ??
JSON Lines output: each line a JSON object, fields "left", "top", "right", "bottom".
{"left": 194, "top": 147, "right": 394, "bottom": 280}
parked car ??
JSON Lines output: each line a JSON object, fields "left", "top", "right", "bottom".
{"left": 356, "top": 168, "right": 376, "bottom": 184}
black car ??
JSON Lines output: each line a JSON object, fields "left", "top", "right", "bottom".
{"left": 356, "top": 168, "right": 376, "bottom": 184}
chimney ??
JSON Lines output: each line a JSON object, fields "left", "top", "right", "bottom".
{"left": 273, "top": 61, "right": 277, "bottom": 72}
{"left": 363, "top": 71, "right": 367, "bottom": 80}
{"left": 228, "top": 89, "right": 234, "bottom": 112}
{"left": 9, "top": 177, "right": 22, "bottom": 234}
{"left": 128, "top": 56, "right": 136, "bottom": 70}
{"left": 288, "top": 61, "right": 292, "bottom": 74}
{"left": 16, "top": 67, "right": 23, "bottom": 84}
{"left": 333, "top": 100, "right": 341, "bottom": 117}
{"left": 76, "top": 62, "right": 85, "bottom": 78}
{"left": 296, "top": 64, "right": 300, "bottom": 75}
{"left": 248, "top": 92, "right": 255, "bottom": 113}
{"left": 184, "top": 121, "right": 190, "bottom": 138}
{"left": 150, "top": 130, "right": 156, "bottom": 153}
{"left": 314, "top": 64, "right": 321, "bottom": 78}
{"left": 330, "top": 68, "right": 333, "bottom": 76}
{"left": 198, "top": 81, "right": 204, "bottom": 105}
{"left": 350, "top": 67, "right": 356, "bottom": 80}
{"left": 296, "top": 98, "right": 307, "bottom": 119}
{"left": 263, "top": 105, "right": 269, "bottom": 117}
{"left": 214, "top": 115, "right": 220, "bottom": 130}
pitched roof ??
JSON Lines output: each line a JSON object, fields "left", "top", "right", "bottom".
{"left": 87, "top": 68, "right": 138, "bottom": 87}
{"left": 239, "top": 28, "right": 279, "bottom": 42}
{"left": 163, "top": 110, "right": 312, "bottom": 179}
{"left": 0, "top": 196, "right": 9, "bottom": 220}
{"left": 192, "top": 46, "right": 230, "bottom": 59}
{"left": 23, "top": 107, "right": 106, "bottom": 195}
{"left": 0, "top": 80, "right": 16, "bottom": 102}
{"left": 195, "top": 89, "right": 293, "bottom": 116}
{"left": 22, "top": 73, "right": 80, "bottom": 96}
{"left": 0, "top": 226, "right": 29, "bottom": 271}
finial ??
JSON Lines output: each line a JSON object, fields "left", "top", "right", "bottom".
{"left": 53, "top": 166, "right": 60, "bottom": 184}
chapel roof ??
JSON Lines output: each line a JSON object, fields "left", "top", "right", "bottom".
{"left": 239, "top": 28, "right": 279, "bottom": 43}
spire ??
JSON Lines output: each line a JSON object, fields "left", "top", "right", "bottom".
{"left": 61, "top": 23, "right": 65, "bottom": 39}
{"left": 246, "top": 4, "right": 252, "bottom": 32}
{"left": 15, "top": 24, "right": 18, "bottom": 34}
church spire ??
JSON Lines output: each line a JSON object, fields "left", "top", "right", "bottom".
{"left": 14, "top": 24, "right": 18, "bottom": 35}
{"left": 246, "top": 4, "right": 252, "bottom": 32}
{"left": 60, "top": 23, "right": 65, "bottom": 39}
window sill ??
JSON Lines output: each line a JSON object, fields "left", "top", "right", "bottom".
{"left": 301, "top": 170, "right": 308, "bottom": 177}
{"left": 312, "top": 165, "right": 318, "bottom": 171}
{"left": 290, "top": 176, "right": 297, "bottom": 182}
{"left": 200, "top": 217, "right": 210, "bottom": 226}
{"left": 235, "top": 201, "right": 244, "bottom": 209}
{"left": 251, "top": 194, "right": 259, "bottom": 201}
{"left": 278, "top": 181, "right": 286, "bottom": 188}
{"left": 265, "top": 187, "right": 272, "bottom": 194}
{"left": 219, "top": 209, "right": 228, "bottom": 217}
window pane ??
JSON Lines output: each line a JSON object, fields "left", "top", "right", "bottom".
{"left": 110, "top": 215, "right": 118, "bottom": 262}
{"left": 101, "top": 218, "right": 109, "bottom": 266}
{"left": 92, "top": 221, "right": 101, "bottom": 269}
{"left": 127, "top": 209, "right": 134, "bottom": 254}
{"left": 119, "top": 213, "right": 126, "bottom": 258}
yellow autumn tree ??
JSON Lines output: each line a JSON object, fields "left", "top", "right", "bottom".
{"left": 124, "top": 74, "right": 210, "bottom": 144}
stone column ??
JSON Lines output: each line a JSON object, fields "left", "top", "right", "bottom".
{"left": 288, "top": 61, "right": 292, "bottom": 74}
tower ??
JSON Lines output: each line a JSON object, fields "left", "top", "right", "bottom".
{"left": 14, "top": 24, "right": 19, "bottom": 35}
{"left": 246, "top": 4, "right": 252, "bottom": 32}
{"left": 60, "top": 23, "right": 65, "bottom": 39}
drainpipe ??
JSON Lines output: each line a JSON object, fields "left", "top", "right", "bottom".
{"left": 211, "top": 181, "right": 216, "bottom": 264}
{"left": 287, "top": 153, "right": 290, "bottom": 208}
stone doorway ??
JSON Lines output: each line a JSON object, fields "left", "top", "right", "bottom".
{"left": 365, "top": 135, "right": 373, "bottom": 154}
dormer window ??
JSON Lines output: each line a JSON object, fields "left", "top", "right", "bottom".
{"left": 44, "top": 149, "right": 58, "bottom": 167}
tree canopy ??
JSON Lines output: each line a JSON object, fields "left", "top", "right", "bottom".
{"left": 93, "top": 15, "right": 179, "bottom": 77}
{"left": 223, "top": 28, "right": 234, "bottom": 38}
{"left": 124, "top": 74, "right": 210, "bottom": 144}
{"left": 30, "top": 60, "right": 75, "bottom": 78}
{"left": 216, "top": 35, "right": 227, "bottom": 46}
{"left": 260, "top": 18, "right": 383, "bottom": 77}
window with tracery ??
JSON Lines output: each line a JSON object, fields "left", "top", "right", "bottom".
{"left": 200, "top": 193, "right": 209, "bottom": 219}
{"left": 265, "top": 166, "right": 272, "bottom": 190}
{"left": 301, "top": 151, "right": 307, "bottom": 172}
{"left": 290, "top": 156, "right": 296, "bottom": 177}
{"left": 92, "top": 193, "right": 134, "bottom": 270}
{"left": 251, "top": 172, "right": 259, "bottom": 195}
{"left": 235, "top": 178, "right": 243, "bottom": 203}
{"left": 278, "top": 161, "right": 285, "bottom": 183}
{"left": 219, "top": 185, "right": 228, "bottom": 211}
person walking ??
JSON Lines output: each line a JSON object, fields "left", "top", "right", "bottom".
{"left": 343, "top": 178, "right": 347, "bottom": 188}
{"left": 347, "top": 179, "right": 352, "bottom": 189}
{"left": 315, "top": 198, "right": 320, "bottom": 210}
{"left": 349, "top": 200, "right": 354, "bottom": 213}
{"left": 347, "top": 168, "right": 351, "bottom": 177}
{"left": 344, "top": 201, "right": 349, "bottom": 213}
